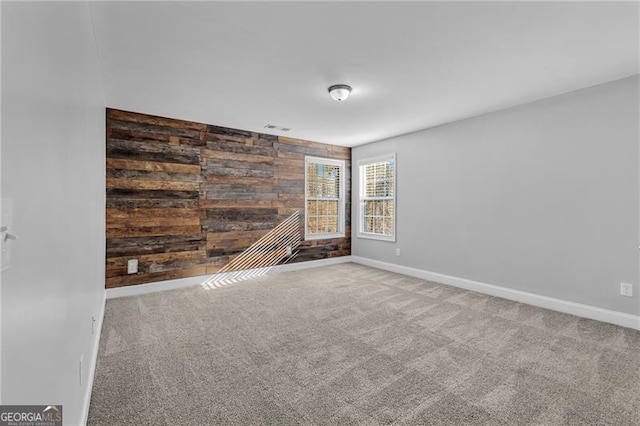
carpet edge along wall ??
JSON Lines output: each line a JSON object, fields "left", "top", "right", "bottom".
{"left": 105, "top": 109, "right": 351, "bottom": 288}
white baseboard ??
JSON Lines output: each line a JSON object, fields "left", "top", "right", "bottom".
{"left": 106, "top": 256, "right": 353, "bottom": 299}
{"left": 81, "top": 291, "right": 106, "bottom": 425}
{"left": 105, "top": 253, "right": 640, "bottom": 328}
{"left": 351, "top": 256, "right": 640, "bottom": 331}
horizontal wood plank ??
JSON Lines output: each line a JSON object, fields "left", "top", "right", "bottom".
{"left": 108, "top": 118, "right": 202, "bottom": 140}
{"left": 107, "top": 208, "right": 201, "bottom": 220}
{"left": 107, "top": 169, "right": 202, "bottom": 183}
{"left": 106, "top": 198, "right": 199, "bottom": 209}
{"left": 107, "top": 138, "right": 200, "bottom": 165}
{"left": 107, "top": 250, "right": 206, "bottom": 269}
{"left": 106, "top": 225, "right": 202, "bottom": 238}
{"left": 106, "top": 188, "right": 200, "bottom": 199}
{"left": 204, "top": 175, "right": 276, "bottom": 185}
{"left": 107, "top": 216, "right": 200, "bottom": 228}
{"left": 201, "top": 149, "right": 274, "bottom": 164}
{"left": 106, "top": 266, "right": 208, "bottom": 288}
{"left": 108, "top": 109, "right": 207, "bottom": 131}
{"left": 106, "top": 178, "right": 200, "bottom": 191}
{"left": 106, "top": 234, "right": 205, "bottom": 258}
{"left": 107, "top": 158, "right": 201, "bottom": 174}
{"left": 198, "top": 200, "right": 275, "bottom": 209}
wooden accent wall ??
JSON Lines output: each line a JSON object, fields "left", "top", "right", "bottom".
{"left": 106, "top": 109, "right": 351, "bottom": 288}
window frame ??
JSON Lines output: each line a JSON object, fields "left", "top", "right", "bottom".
{"left": 357, "top": 153, "right": 397, "bottom": 242}
{"left": 304, "top": 156, "right": 346, "bottom": 241}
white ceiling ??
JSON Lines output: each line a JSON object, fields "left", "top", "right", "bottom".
{"left": 90, "top": 1, "right": 639, "bottom": 147}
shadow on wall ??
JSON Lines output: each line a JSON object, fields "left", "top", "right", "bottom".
{"left": 200, "top": 211, "right": 301, "bottom": 289}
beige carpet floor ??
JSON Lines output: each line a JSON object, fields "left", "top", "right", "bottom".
{"left": 88, "top": 263, "right": 640, "bottom": 425}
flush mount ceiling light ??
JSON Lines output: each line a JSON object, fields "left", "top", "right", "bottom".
{"left": 328, "top": 84, "right": 352, "bottom": 102}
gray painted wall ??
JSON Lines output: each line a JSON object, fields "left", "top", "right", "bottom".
{"left": 352, "top": 75, "right": 639, "bottom": 316}
{"left": 1, "top": 2, "right": 105, "bottom": 423}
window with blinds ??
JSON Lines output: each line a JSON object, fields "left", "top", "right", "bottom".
{"left": 358, "top": 154, "right": 396, "bottom": 241}
{"left": 305, "top": 156, "right": 345, "bottom": 239}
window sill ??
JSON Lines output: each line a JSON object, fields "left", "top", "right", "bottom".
{"left": 305, "top": 232, "right": 345, "bottom": 241}
{"left": 356, "top": 232, "right": 396, "bottom": 242}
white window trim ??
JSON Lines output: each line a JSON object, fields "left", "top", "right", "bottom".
{"left": 357, "top": 153, "right": 397, "bottom": 242}
{"left": 304, "top": 156, "right": 346, "bottom": 240}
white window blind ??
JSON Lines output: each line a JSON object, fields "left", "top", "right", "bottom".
{"left": 305, "top": 156, "right": 345, "bottom": 239}
{"left": 358, "top": 154, "right": 396, "bottom": 241}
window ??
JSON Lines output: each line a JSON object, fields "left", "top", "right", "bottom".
{"left": 358, "top": 153, "right": 396, "bottom": 241}
{"left": 305, "top": 156, "right": 345, "bottom": 239}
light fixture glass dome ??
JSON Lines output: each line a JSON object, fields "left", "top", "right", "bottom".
{"left": 328, "top": 84, "right": 352, "bottom": 101}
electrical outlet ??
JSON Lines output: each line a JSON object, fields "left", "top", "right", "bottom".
{"left": 127, "top": 259, "right": 138, "bottom": 274}
{"left": 286, "top": 245, "right": 292, "bottom": 256}
{"left": 620, "top": 282, "right": 633, "bottom": 297}
{"left": 396, "top": 248, "right": 401, "bottom": 256}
